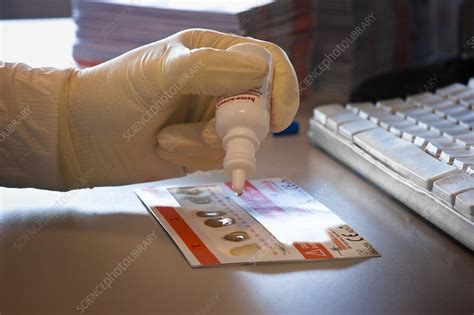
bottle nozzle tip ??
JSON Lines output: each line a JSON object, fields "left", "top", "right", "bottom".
{"left": 231, "top": 168, "right": 246, "bottom": 195}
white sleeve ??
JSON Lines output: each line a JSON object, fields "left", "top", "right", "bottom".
{"left": 0, "top": 61, "right": 82, "bottom": 190}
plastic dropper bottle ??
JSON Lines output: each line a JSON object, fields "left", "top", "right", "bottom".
{"left": 215, "top": 43, "right": 273, "bottom": 195}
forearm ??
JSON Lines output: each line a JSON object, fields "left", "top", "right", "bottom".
{"left": 0, "top": 61, "right": 82, "bottom": 190}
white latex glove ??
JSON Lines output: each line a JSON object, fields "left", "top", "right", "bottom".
{"left": 1, "top": 62, "right": 74, "bottom": 189}
{"left": 0, "top": 29, "right": 299, "bottom": 189}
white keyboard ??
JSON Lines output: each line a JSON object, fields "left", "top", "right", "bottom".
{"left": 309, "top": 79, "right": 474, "bottom": 250}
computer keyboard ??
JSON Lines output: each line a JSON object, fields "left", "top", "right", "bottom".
{"left": 309, "top": 79, "right": 474, "bottom": 250}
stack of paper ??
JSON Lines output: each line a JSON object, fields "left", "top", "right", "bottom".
{"left": 71, "top": 0, "right": 273, "bottom": 66}
{"left": 308, "top": 0, "right": 460, "bottom": 102}
{"left": 72, "top": 0, "right": 461, "bottom": 101}
{"left": 237, "top": 0, "right": 316, "bottom": 97}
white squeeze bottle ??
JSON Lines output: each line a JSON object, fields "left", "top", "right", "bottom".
{"left": 215, "top": 43, "right": 273, "bottom": 195}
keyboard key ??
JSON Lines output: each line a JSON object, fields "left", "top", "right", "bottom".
{"left": 431, "top": 122, "right": 467, "bottom": 135}
{"left": 453, "top": 157, "right": 474, "bottom": 170}
{"left": 449, "top": 89, "right": 474, "bottom": 102}
{"left": 436, "top": 83, "right": 466, "bottom": 97}
{"left": 466, "top": 165, "right": 474, "bottom": 175}
{"left": 427, "top": 121, "right": 455, "bottom": 135}
{"left": 403, "top": 109, "right": 434, "bottom": 123}
{"left": 354, "top": 128, "right": 458, "bottom": 190}
{"left": 369, "top": 113, "right": 396, "bottom": 124}
{"left": 394, "top": 106, "right": 421, "bottom": 118}
{"left": 378, "top": 116, "right": 407, "bottom": 130}
{"left": 407, "top": 92, "right": 443, "bottom": 106}
{"left": 433, "top": 105, "right": 458, "bottom": 117}
{"left": 346, "top": 102, "right": 373, "bottom": 113}
{"left": 459, "top": 121, "right": 474, "bottom": 130}
{"left": 414, "top": 134, "right": 447, "bottom": 149}
{"left": 454, "top": 191, "right": 474, "bottom": 220}
{"left": 446, "top": 108, "right": 472, "bottom": 123}
{"left": 433, "top": 173, "right": 474, "bottom": 205}
{"left": 456, "top": 112, "right": 474, "bottom": 126}
{"left": 326, "top": 112, "right": 360, "bottom": 132}
{"left": 442, "top": 126, "right": 470, "bottom": 140}
{"left": 455, "top": 133, "right": 474, "bottom": 148}
{"left": 428, "top": 100, "right": 457, "bottom": 114}
{"left": 391, "top": 121, "right": 418, "bottom": 128}
{"left": 425, "top": 140, "right": 465, "bottom": 157}
{"left": 460, "top": 95, "right": 474, "bottom": 109}
{"left": 389, "top": 122, "right": 419, "bottom": 137}
{"left": 469, "top": 78, "right": 474, "bottom": 89}
{"left": 439, "top": 149, "right": 474, "bottom": 164}
{"left": 459, "top": 118, "right": 474, "bottom": 130}
{"left": 314, "top": 104, "right": 345, "bottom": 124}
{"left": 338, "top": 119, "right": 377, "bottom": 140}
{"left": 376, "top": 98, "right": 407, "bottom": 112}
{"left": 402, "top": 128, "right": 437, "bottom": 143}
{"left": 436, "top": 105, "right": 467, "bottom": 119}
{"left": 416, "top": 114, "right": 444, "bottom": 126}
{"left": 359, "top": 108, "right": 388, "bottom": 120}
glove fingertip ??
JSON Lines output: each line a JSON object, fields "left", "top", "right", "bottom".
{"left": 201, "top": 119, "right": 222, "bottom": 148}
{"left": 157, "top": 129, "right": 178, "bottom": 152}
{"left": 270, "top": 69, "right": 300, "bottom": 132}
{"left": 184, "top": 48, "right": 269, "bottom": 96}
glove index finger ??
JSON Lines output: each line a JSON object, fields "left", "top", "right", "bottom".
{"left": 161, "top": 44, "right": 269, "bottom": 96}
{"left": 179, "top": 29, "right": 300, "bottom": 132}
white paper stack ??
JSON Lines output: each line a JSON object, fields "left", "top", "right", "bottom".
{"left": 309, "top": 0, "right": 461, "bottom": 102}
{"left": 72, "top": 0, "right": 461, "bottom": 102}
{"left": 71, "top": 0, "right": 273, "bottom": 66}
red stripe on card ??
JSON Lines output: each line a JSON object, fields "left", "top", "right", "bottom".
{"left": 226, "top": 181, "right": 285, "bottom": 217}
{"left": 293, "top": 242, "right": 333, "bottom": 260}
{"left": 154, "top": 206, "right": 220, "bottom": 265}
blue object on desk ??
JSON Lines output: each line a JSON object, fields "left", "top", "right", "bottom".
{"left": 272, "top": 120, "right": 300, "bottom": 136}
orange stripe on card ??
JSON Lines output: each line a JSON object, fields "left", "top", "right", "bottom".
{"left": 154, "top": 206, "right": 220, "bottom": 265}
{"left": 293, "top": 242, "right": 334, "bottom": 260}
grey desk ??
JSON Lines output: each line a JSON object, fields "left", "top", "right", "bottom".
{"left": 1, "top": 19, "right": 473, "bottom": 315}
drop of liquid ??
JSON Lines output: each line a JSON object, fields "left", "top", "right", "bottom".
{"left": 196, "top": 211, "right": 226, "bottom": 218}
{"left": 204, "top": 217, "right": 235, "bottom": 227}
{"left": 234, "top": 192, "right": 243, "bottom": 197}
{"left": 224, "top": 231, "right": 249, "bottom": 242}
{"left": 175, "top": 188, "right": 202, "bottom": 195}
{"left": 187, "top": 196, "right": 212, "bottom": 204}
{"left": 230, "top": 244, "right": 261, "bottom": 256}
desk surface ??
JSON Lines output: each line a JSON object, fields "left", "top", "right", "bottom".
{"left": 1, "top": 18, "right": 473, "bottom": 315}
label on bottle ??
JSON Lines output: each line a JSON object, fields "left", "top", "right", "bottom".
{"left": 216, "top": 85, "right": 263, "bottom": 109}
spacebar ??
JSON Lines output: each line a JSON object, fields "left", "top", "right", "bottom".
{"left": 353, "top": 128, "right": 458, "bottom": 190}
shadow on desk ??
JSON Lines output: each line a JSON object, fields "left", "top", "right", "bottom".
{"left": 242, "top": 258, "right": 368, "bottom": 274}
{"left": 1, "top": 209, "right": 367, "bottom": 314}
{"left": 2, "top": 183, "right": 473, "bottom": 314}
{"left": 2, "top": 209, "right": 365, "bottom": 273}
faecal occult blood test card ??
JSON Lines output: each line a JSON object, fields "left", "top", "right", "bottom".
{"left": 135, "top": 178, "right": 380, "bottom": 267}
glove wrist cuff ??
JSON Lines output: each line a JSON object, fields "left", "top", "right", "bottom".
{"left": 58, "top": 68, "right": 92, "bottom": 189}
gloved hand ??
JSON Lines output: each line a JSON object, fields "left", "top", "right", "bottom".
{"left": 65, "top": 29, "right": 299, "bottom": 188}
{"left": 0, "top": 29, "right": 299, "bottom": 189}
